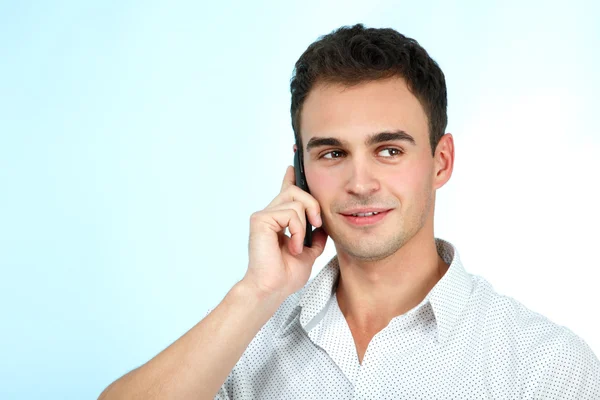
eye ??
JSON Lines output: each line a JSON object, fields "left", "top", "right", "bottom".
{"left": 321, "top": 150, "right": 346, "bottom": 159}
{"left": 378, "top": 148, "right": 403, "bottom": 157}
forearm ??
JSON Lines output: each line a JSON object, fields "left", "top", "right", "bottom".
{"left": 98, "top": 280, "right": 284, "bottom": 400}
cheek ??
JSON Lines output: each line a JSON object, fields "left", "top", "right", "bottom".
{"left": 387, "top": 163, "right": 431, "bottom": 201}
{"left": 306, "top": 168, "right": 338, "bottom": 204}
{"left": 307, "top": 169, "right": 331, "bottom": 189}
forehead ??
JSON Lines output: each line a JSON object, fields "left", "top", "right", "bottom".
{"left": 299, "top": 76, "right": 429, "bottom": 146}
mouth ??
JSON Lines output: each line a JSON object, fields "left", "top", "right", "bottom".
{"left": 339, "top": 209, "right": 392, "bottom": 226}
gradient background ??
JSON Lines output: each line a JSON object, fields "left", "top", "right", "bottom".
{"left": 1, "top": 1, "right": 599, "bottom": 398}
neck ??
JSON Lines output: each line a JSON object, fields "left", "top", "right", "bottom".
{"left": 334, "top": 233, "right": 449, "bottom": 333}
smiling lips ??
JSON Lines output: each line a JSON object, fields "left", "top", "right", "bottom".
{"left": 339, "top": 208, "right": 392, "bottom": 226}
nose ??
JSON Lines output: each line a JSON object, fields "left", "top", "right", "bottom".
{"left": 344, "top": 157, "right": 380, "bottom": 197}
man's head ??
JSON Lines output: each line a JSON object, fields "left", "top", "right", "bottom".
{"left": 289, "top": 24, "right": 454, "bottom": 262}
{"left": 290, "top": 23, "right": 447, "bottom": 158}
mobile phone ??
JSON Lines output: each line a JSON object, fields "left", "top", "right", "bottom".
{"left": 293, "top": 146, "right": 313, "bottom": 247}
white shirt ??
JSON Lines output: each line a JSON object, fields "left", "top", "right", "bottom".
{"left": 214, "top": 238, "right": 600, "bottom": 399}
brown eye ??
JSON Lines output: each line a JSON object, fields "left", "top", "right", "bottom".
{"left": 322, "top": 150, "right": 345, "bottom": 159}
{"left": 378, "top": 148, "right": 403, "bottom": 157}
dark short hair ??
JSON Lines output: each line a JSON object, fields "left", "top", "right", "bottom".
{"left": 290, "top": 23, "right": 447, "bottom": 157}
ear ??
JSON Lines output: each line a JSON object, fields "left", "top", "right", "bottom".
{"left": 433, "top": 133, "right": 455, "bottom": 190}
{"left": 293, "top": 144, "right": 297, "bottom": 153}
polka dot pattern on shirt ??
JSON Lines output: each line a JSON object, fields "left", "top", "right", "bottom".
{"left": 213, "top": 237, "right": 600, "bottom": 399}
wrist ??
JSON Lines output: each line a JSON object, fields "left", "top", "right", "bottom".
{"left": 234, "top": 279, "right": 287, "bottom": 309}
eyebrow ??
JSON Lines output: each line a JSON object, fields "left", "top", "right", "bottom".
{"left": 305, "top": 130, "right": 417, "bottom": 152}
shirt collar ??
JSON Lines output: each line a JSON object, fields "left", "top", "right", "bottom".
{"left": 427, "top": 237, "right": 473, "bottom": 343}
{"left": 276, "top": 237, "right": 473, "bottom": 344}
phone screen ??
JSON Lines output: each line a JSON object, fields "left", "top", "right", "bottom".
{"left": 293, "top": 147, "right": 313, "bottom": 247}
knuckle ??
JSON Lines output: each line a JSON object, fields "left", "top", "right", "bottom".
{"left": 287, "top": 186, "right": 311, "bottom": 205}
{"left": 292, "top": 202, "right": 306, "bottom": 218}
{"left": 291, "top": 209, "right": 303, "bottom": 222}
{"left": 290, "top": 211, "right": 302, "bottom": 225}
{"left": 286, "top": 184, "right": 304, "bottom": 199}
{"left": 311, "top": 199, "right": 321, "bottom": 212}
{"left": 250, "top": 211, "right": 263, "bottom": 223}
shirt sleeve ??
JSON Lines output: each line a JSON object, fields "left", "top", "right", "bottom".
{"left": 213, "top": 385, "right": 231, "bottom": 400}
{"left": 534, "top": 334, "right": 600, "bottom": 399}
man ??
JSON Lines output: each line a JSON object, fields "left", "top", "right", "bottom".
{"left": 99, "top": 24, "right": 600, "bottom": 399}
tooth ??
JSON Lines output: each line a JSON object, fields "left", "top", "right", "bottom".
{"left": 351, "top": 212, "right": 379, "bottom": 217}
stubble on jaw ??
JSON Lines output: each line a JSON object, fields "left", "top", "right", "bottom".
{"left": 327, "top": 211, "right": 408, "bottom": 262}
{"left": 329, "top": 186, "right": 436, "bottom": 263}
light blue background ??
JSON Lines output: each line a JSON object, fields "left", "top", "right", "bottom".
{"left": 1, "top": 1, "right": 598, "bottom": 399}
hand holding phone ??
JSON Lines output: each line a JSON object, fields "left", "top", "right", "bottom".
{"left": 243, "top": 164, "right": 327, "bottom": 301}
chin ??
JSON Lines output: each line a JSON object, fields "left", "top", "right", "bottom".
{"left": 334, "top": 231, "right": 404, "bottom": 262}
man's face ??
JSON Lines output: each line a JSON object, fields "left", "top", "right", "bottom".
{"left": 300, "top": 76, "right": 441, "bottom": 261}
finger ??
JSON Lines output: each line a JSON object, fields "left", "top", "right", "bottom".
{"left": 267, "top": 201, "right": 307, "bottom": 233}
{"left": 307, "top": 227, "right": 328, "bottom": 256}
{"left": 280, "top": 165, "right": 296, "bottom": 191}
{"left": 299, "top": 227, "right": 328, "bottom": 258}
{"left": 268, "top": 202, "right": 310, "bottom": 255}
{"left": 267, "top": 186, "right": 322, "bottom": 227}
{"left": 283, "top": 211, "right": 305, "bottom": 255}
{"left": 251, "top": 209, "right": 305, "bottom": 255}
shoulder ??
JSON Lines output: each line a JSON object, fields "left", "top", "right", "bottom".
{"left": 469, "top": 276, "right": 600, "bottom": 397}
{"left": 465, "top": 275, "right": 595, "bottom": 362}
{"left": 533, "top": 330, "right": 600, "bottom": 398}
{"left": 469, "top": 275, "right": 575, "bottom": 343}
